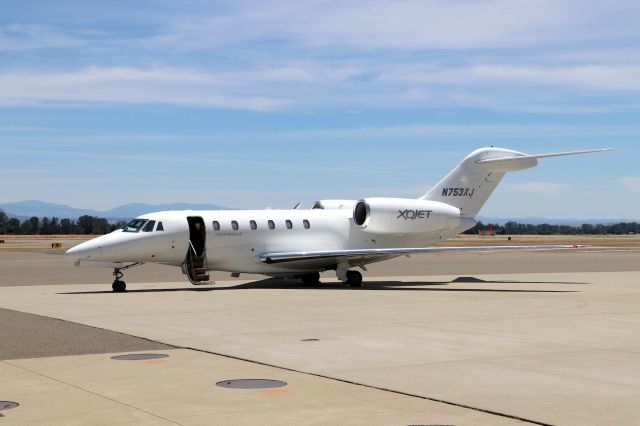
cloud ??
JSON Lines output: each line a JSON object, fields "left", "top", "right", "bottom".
{"left": 378, "top": 64, "right": 640, "bottom": 92}
{"left": 0, "top": 67, "right": 290, "bottom": 111}
{"left": 0, "top": 24, "right": 85, "bottom": 51}
{"left": 1, "top": 1, "right": 640, "bottom": 113}
{"left": 510, "top": 181, "right": 571, "bottom": 194}
{"left": 621, "top": 177, "right": 640, "bottom": 190}
{"left": 149, "top": 0, "right": 639, "bottom": 51}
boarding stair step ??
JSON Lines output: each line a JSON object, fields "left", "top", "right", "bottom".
{"left": 193, "top": 267, "right": 207, "bottom": 275}
{"left": 194, "top": 274, "right": 210, "bottom": 282}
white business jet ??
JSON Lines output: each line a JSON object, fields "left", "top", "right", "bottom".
{"left": 66, "top": 147, "right": 611, "bottom": 292}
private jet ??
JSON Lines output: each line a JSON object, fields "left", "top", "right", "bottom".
{"left": 65, "top": 147, "right": 611, "bottom": 292}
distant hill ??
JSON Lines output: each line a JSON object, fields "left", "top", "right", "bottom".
{"left": 0, "top": 200, "right": 229, "bottom": 220}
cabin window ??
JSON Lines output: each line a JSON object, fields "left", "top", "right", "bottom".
{"left": 156, "top": 222, "right": 164, "bottom": 231}
{"left": 212, "top": 221, "right": 220, "bottom": 231}
{"left": 231, "top": 220, "right": 239, "bottom": 231}
{"left": 268, "top": 220, "right": 275, "bottom": 230}
{"left": 142, "top": 220, "right": 156, "bottom": 232}
{"left": 303, "top": 219, "right": 310, "bottom": 229}
{"left": 286, "top": 220, "right": 293, "bottom": 229}
{"left": 250, "top": 220, "right": 257, "bottom": 230}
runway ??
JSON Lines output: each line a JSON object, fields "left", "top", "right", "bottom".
{"left": 1, "top": 241, "right": 639, "bottom": 424}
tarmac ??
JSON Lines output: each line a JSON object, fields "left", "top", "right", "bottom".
{"left": 1, "top": 239, "right": 639, "bottom": 425}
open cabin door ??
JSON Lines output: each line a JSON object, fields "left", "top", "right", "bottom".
{"left": 183, "top": 216, "right": 210, "bottom": 284}
{"left": 187, "top": 216, "right": 206, "bottom": 256}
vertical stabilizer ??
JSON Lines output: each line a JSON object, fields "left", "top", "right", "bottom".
{"left": 420, "top": 147, "right": 611, "bottom": 217}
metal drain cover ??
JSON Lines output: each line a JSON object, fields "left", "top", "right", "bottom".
{"left": 0, "top": 401, "right": 19, "bottom": 411}
{"left": 216, "top": 379, "right": 287, "bottom": 389}
{"left": 111, "top": 353, "right": 170, "bottom": 361}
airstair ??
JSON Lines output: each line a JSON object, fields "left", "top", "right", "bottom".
{"left": 182, "top": 241, "right": 211, "bottom": 285}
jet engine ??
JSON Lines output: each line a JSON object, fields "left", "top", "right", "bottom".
{"left": 352, "top": 198, "right": 461, "bottom": 234}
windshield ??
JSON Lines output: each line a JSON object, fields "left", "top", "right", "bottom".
{"left": 122, "top": 219, "right": 147, "bottom": 233}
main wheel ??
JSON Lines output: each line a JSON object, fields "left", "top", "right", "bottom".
{"left": 112, "top": 280, "right": 127, "bottom": 292}
{"left": 346, "top": 271, "right": 363, "bottom": 288}
{"left": 301, "top": 272, "right": 321, "bottom": 285}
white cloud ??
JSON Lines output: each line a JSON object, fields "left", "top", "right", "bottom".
{"left": 510, "top": 181, "right": 571, "bottom": 194}
{"left": 0, "top": 67, "right": 290, "bottom": 111}
{"left": 621, "top": 177, "right": 640, "bottom": 190}
{"left": 0, "top": 24, "right": 85, "bottom": 51}
{"left": 153, "top": 0, "right": 639, "bottom": 51}
{"left": 378, "top": 64, "right": 640, "bottom": 92}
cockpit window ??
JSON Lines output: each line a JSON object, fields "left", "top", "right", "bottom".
{"left": 156, "top": 221, "right": 164, "bottom": 231}
{"left": 142, "top": 220, "right": 156, "bottom": 232}
{"left": 122, "top": 219, "right": 147, "bottom": 233}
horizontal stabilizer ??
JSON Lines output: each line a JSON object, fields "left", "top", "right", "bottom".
{"left": 476, "top": 148, "right": 613, "bottom": 170}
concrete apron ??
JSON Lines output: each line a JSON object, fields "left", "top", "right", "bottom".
{"left": 1, "top": 271, "right": 640, "bottom": 425}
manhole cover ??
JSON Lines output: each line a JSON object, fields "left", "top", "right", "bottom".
{"left": 0, "top": 401, "right": 19, "bottom": 411}
{"left": 216, "top": 379, "right": 287, "bottom": 389}
{"left": 111, "top": 353, "right": 170, "bottom": 361}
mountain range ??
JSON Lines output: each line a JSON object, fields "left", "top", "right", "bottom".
{"left": 0, "top": 200, "right": 636, "bottom": 225}
{"left": 0, "top": 200, "right": 228, "bottom": 221}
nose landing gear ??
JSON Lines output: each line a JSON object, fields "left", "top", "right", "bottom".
{"left": 111, "top": 262, "right": 144, "bottom": 292}
{"left": 345, "top": 270, "right": 363, "bottom": 288}
{"left": 112, "top": 269, "right": 126, "bottom": 292}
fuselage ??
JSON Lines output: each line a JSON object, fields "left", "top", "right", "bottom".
{"left": 65, "top": 204, "right": 468, "bottom": 276}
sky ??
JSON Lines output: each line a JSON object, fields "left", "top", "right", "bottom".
{"left": 1, "top": 0, "right": 639, "bottom": 219}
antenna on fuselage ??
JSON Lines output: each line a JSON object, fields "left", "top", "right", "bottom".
{"left": 293, "top": 202, "right": 301, "bottom": 209}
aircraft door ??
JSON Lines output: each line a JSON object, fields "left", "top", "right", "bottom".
{"left": 187, "top": 216, "right": 206, "bottom": 256}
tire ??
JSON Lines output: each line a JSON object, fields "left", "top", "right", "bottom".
{"left": 346, "top": 271, "right": 363, "bottom": 288}
{"left": 112, "top": 280, "right": 127, "bottom": 292}
{"left": 301, "top": 272, "right": 321, "bottom": 285}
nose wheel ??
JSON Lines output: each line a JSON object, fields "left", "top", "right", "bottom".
{"left": 346, "top": 270, "right": 363, "bottom": 288}
{"left": 112, "top": 279, "right": 126, "bottom": 292}
{"left": 112, "top": 268, "right": 126, "bottom": 292}
{"left": 111, "top": 263, "right": 144, "bottom": 292}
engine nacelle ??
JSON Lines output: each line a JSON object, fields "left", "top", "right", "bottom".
{"left": 353, "top": 198, "right": 460, "bottom": 234}
{"left": 312, "top": 199, "right": 358, "bottom": 210}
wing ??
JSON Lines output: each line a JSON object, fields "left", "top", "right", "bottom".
{"left": 260, "top": 244, "right": 582, "bottom": 264}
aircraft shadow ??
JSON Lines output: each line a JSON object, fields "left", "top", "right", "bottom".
{"left": 59, "top": 276, "right": 581, "bottom": 295}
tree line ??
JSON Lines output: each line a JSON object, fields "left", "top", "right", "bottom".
{"left": 0, "top": 212, "right": 126, "bottom": 235}
{"left": 464, "top": 221, "right": 640, "bottom": 235}
{"left": 1, "top": 211, "right": 639, "bottom": 235}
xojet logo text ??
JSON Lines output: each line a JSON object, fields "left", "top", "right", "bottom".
{"left": 397, "top": 209, "right": 433, "bottom": 220}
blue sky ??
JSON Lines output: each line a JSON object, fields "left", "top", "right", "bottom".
{"left": 1, "top": 0, "right": 639, "bottom": 219}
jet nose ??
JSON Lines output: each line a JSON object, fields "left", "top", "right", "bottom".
{"left": 65, "top": 237, "right": 104, "bottom": 260}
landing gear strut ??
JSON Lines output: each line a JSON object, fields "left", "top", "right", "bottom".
{"left": 111, "top": 263, "right": 144, "bottom": 293}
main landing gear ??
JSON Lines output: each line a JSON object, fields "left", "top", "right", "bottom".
{"left": 336, "top": 263, "right": 364, "bottom": 288}
{"left": 300, "top": 272, "right": 321, "bottom": 286}
{"left": 111, "top": 263, "right": 144, "bottom": 293}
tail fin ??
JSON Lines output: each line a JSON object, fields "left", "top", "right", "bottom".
{"left": 420, "top": 147, "right": 612, "bottom": 217}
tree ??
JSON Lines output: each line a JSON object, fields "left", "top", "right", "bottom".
{"left": 77, "top": 215, "right": 94, "bottom": 234}
{"left": 6, "top": 218, "right": 21, "bottom": 234}
{"left": 60, "top": 218, "right": 74, "bottom": 234}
